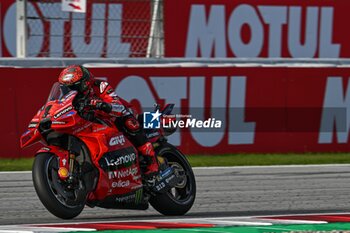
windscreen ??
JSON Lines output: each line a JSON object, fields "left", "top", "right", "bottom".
{"left": 46, "top": 82, "right": 75, "bottom": 103}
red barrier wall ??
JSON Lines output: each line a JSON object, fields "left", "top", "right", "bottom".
{"left": 2, "top": 66, "right": 350, "bottom": 158}
{"left": 164, "top": 0, "right": 350, "bottom": 58}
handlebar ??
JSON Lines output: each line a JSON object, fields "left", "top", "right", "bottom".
{"left": 74, "top": 97, "right": 112, "bottom": 122}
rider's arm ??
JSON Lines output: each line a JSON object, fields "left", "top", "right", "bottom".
{"left": 93, "top": 80, "right": 130, "bottom": 117}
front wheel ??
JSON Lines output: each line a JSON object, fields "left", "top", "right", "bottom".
{"left": 150, "top": 143, "right": 196, "bottom": 215}
{"left": 32, "top": 153, "right": 85, "bottom": 219}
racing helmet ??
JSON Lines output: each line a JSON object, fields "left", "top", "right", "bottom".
{"left": 58, "top": 65, "right": 93, "bottom": 93}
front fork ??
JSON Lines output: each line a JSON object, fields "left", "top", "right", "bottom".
{"left": 63, "top": 153, "right": 76, "bottom": 182}
{"left": 36, "top": 146, "right": 72, "bottom": 181}
{"left": 68, "top": 153, "right": 76, "bottom": 174}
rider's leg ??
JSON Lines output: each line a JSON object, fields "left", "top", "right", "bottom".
{"left": 115, "top": 115, "right": 159, "bottom": 176}
{"left": 137, "top": 142, "right": 159, "bottom": 175}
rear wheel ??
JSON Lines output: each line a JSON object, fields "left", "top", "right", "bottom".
{"left": 32, "top": 153, "right": 86, "bottom": 219}
{"left": 150, "top": 144, "right": 196, "bottom": 215}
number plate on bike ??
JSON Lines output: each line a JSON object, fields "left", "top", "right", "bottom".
{"left": 152, "top": 167, "right": 181, "bottom": 193}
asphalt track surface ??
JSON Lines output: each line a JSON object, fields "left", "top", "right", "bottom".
{"left": 1, "top": 165, "right": 350, "bottom": 225}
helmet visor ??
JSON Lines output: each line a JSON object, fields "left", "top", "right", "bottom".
{"left": 68, "top": 80, "right": 88, "bottom": 92}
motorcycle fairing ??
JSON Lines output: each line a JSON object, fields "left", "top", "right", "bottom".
{"left": 94, "top": 188, "right": 148, "bottom": 210}
{"left": 98, "top": 146, "right": 142, "bottom": 194}
{"left": 77, "top": 129, "right": 143, "bottom": 201}
{"left": 36, "top": 145, "right": 70, "bottom": 171}
{"left": 20, "top": 91, "right": 80, "bottom": 148}
{"left": 20, "top": 112, "right": 43, "bottom": 148}
{"left": 100, "top": 132, "right": 142, "bottom": 196}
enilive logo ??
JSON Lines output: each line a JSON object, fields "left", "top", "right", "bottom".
{"left": 109, "top": 135, "right": 125, "bottom": 146}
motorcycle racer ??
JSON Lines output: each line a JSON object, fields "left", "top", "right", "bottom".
{"left": 58, "top": 65, "right": 159, "bottom": 177}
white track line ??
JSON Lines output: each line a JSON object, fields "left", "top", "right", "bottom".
{"left": 0, "top": 231, "right": 33, "bottom": 233}
{"left": 27, "top": 227, "right": 94, "bottom": 232}
{"left": 2, "top": 164, "right": 350, "bottom": 174}
{"left": 260, "top": 219, "right": 328, "bottom": 224}
{"left": 0, "top": 171, "right": 31, "bottom": 174}
{"left": 0, "top": 226, "right": 95, "bottom": 232}
{"left": 260, "top": 212, "right": 350, "bottom": 218}
{"left": 199, "top": 220, "right": 272, "bottom": 226}
{"left": 193, "top": 164, "right": 350, "bottom": 169}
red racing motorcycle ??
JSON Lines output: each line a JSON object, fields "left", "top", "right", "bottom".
{"left": 20, "top": 82, "right": 196, "bottom": 219}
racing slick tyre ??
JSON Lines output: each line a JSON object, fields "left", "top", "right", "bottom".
{"left": 150, "top": 143, "right": 196, "bottom": 216}
{"left": 32, "top": 153, "right": 85, "bottom": 219}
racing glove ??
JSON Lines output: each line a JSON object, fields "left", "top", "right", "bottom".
{"left": 90, "top": 99, "right": 112, "bottom": 113}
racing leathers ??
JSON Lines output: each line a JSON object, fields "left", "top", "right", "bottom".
{"left": 76, "top": 79, "right": 158, "bottom": 176}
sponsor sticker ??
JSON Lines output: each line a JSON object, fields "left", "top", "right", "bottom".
{"left": 146, "top": 131, "right": 160, "bottom": 138}
{"left": 93, "top": 126, "right": 107, "bottom": 133}
{"left": 108, "top": 167, "right": 138, "bottom": 179}
{"left": 54, "top": 106, "right": 73, "bottom": 119}
{"left": 109, "top": 135, "right": 125, "bottom": 146}
{"left": 100, "top": 81, "right": 109, "bottom": 93}
{"left": 61, "top": 91, "right": 76, "bottom": 102}
{"left": 115, "top": 193, "right": 135, "bottom": 203}
{"left": 73, "top": 122, "right": 92, "bottom": 134}
{"left": 112, "top": 180, "right": 130, "bottom": 188}
{"left": 52, "top": 121, "right": 67, "bottom": 125}
{"left": 28, "top": 122, "right": 38, "bottom": 128}
{"left": 115, "top": 189, "right": 143, "bottom": 203}
{"left": 106, "top": 152, "right": 136, "bottom": 167}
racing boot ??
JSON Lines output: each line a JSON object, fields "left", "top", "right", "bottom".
{"left": 138, "top": 142, "right": 159, "bottom": 177}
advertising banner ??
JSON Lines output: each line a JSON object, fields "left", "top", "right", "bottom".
{"left": 164, "top": 0, "right": 350, "bottom": 58}
{"left": 1, "top": 66, "right": 350, "bottom": 158}
{"left": 3, "top": 0, "right": 350, "bottom": 58}
{"left": 0, "top": 0, "right": 150, "bottom": 57}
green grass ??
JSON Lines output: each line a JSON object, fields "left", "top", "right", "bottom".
{"left": 186, "top": 153, "right": 350, "bottom": 167}
{"left": 0, "top": 158, "right": 34, "bottom": 171}
{"left": 1, "top": 153, "right": 350, "bottom": 171}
